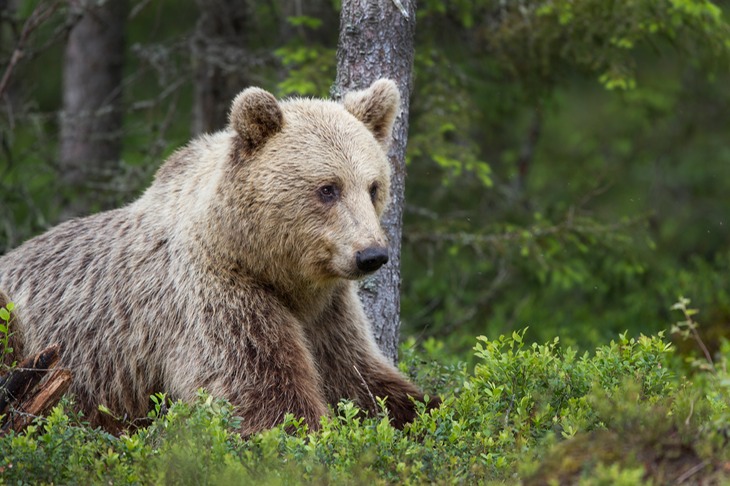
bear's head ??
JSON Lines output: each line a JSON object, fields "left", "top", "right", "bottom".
{"left": 221, "top": 79, "right": 400, "bottom": 290}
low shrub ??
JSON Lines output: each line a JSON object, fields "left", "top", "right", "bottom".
{"left": 1, "top": 329, "right": 728, "bottom": 485}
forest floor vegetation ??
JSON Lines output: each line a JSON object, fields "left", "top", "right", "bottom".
{"left": 1, "top": 305, "right": 728, "bottom": 485}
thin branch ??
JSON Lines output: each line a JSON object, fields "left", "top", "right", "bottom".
{"left": 675, "top": 460, "right": 709, "bottom": 484}
{"left": 684, "top": 398, "right": 695, "bottom": 427}
{"left": 405, "top": 212, "right": 648, "bottom": 250}
{"left": 503, "top": 393, "right": 515, "bottom": 428}
{"left": 129, "top": 0, "right": 154, "bottom": 20}
{"left": 353, "top": 365, "right": 378, "bottom": 414}
{"left": 691, "top": 324, "right": 714, "bottom": 369}
{"left": 0, "top": 1, "right": 63, "bottom": 98}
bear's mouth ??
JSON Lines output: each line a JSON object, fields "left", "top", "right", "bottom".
{"left": 347, "top": 268, "right": 377, "bottom": 280}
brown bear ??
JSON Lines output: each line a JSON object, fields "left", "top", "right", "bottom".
{"left": 0, "top": 79, "right": 437, "bottom": 435}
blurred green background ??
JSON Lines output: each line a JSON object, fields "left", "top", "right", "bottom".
{"left": 1, "top": 0, "right": 729, "bottom": 360}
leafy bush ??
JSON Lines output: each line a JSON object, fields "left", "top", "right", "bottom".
{"left": 0, "top": 330, "right": 728, "bottom": 484}
{"left": 0, "top": 300, "right": 15, "bottom": 368}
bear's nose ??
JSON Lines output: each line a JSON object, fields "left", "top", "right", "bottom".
{"left": 356, "top": 247, "right": 389, "bottom": 273}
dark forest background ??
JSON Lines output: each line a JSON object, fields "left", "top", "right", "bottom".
{"left": 1, "top": 0, "right": 729, "bottom": 360}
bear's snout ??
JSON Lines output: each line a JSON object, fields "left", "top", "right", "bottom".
{"left": 355, "top": 246, "right": 389, "bottom": 273}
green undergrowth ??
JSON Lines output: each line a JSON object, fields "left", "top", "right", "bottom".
{"left": 1, "top": 330, "right": 729, "bottom": 485}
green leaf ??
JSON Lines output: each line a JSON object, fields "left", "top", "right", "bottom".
{"left": 286, "top": 15, "right": 323, "bottom": 29}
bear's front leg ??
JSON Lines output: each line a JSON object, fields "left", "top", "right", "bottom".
{"left": 166, "top": 293, "right": 329, "bottom": 436}
{"left": 348, "top": 354, "right": 441, "bottom": 429}
{"left": 308, "top": 284, "right": 440, "bottom": 428}
{"left": 218, "top": 338, "right": 329, "bottom": 436}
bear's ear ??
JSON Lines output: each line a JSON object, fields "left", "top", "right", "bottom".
{"left": 343, "top": 79, "right": 400, "bottom": 150}
{"left": 229, "top": 87, "right": 284, "bottom": 152}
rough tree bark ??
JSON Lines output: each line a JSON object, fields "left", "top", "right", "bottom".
{"left": 59, "top": 0, "right": 128, "bottom": 219}
{"left": 334, "top": 0, "right": 417, "bottom": 363}
{"left": 191, "top": 0, "right": 251, "bottom": 135}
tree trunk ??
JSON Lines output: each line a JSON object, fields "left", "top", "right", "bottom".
{"left": 59, "top": 0, "right": 128, "bottom": 219}
{"left": 334, "top": 0, "right": 417, "bottom": 363}
{"left": 191, "top": 0, "right": 251, "bottom": 136}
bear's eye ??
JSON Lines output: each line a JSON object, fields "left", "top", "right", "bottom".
{"left": 318, "top": 184, "right": 340, "bottom": 203}
{"left": 369, "top": 183, "right": 379, "bottom": 204}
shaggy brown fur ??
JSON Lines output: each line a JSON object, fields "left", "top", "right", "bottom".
{"left": 0, "top": 79, "right": 438, "bottom": 434}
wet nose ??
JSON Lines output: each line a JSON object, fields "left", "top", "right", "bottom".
{"left": 356, "top": 247, "right": 389, "bottom": 273}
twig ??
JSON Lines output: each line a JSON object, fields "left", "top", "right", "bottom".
{"left": 672, "top": 297, "right": 714, "bottom": 371}
{"left": 129, "top": 0, "right": 154, "bottom": 20}
{"left": 353, "top": 365, "right": 378, "bottom": 413}
{"left": 690, "top": 323, "right": 714, "bottom": 369}
{"left": 0, "top": 50, "right": 22, "bottom": 99}
{"left": 684, "top": 398, "right": 695, "bottom": 427}
{"left": 503, "top": 394, "right": 515, "bottom": 427}
{"left": 675, "top": 460, "right": 709, "bottom": 484}
{"left": 0, "top": 1, "right": 63, "bottom": 98}
{"left": 405, "top": 212, "right": 648, "bottom": 250}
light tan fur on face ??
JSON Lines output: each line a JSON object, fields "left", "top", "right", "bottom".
{"left": 0, "top": 79, "right": 437, "bottom": 435}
